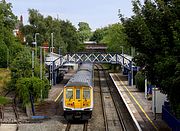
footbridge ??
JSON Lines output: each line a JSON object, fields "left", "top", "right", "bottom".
{"left": 45, "top": 52, "right": 138, "bottom": 86}
{"left": 46, "top": 52, "right": 133, "bottom": 66}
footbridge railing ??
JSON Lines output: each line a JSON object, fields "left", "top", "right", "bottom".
{"left": 65, "top": 52, "right": 132, "bottom": 65}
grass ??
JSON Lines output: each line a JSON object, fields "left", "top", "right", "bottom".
{"left": 0, "top": 96, "right": 10, "bottom": 105}
{"left": 0, "top": 68, "right": 11, "bottom": 93}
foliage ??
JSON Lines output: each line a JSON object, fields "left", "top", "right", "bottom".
{"left": 0, "top": 96, "right": 10, "bottom": 105}
{"left": 0, "top": 2, "right": 50, "bottom": 106}
{"left": 0, "top": 1, "right": 22, "bottom": 68}
{"left": 0, "top": 43, "right": 8, "bottom": 68}
{"left": 0, "top": 68, "right": 11, "bottom": 93}
{"left": 16, "top": 77, "right": 46, "bottom": 106}
{"left": 135, "top": 71, "right": 145, "bottom": 92}
{"left": 120, "top": 0, "right": 180, "bottom": 116}
{"left": 20, "top": 9, "right": 82, "bottom": 54}
{"left": 0, "top": 0, "right": 17, "bottom": 30}
{"left": 60, "top": 20, "right": 81, "bottom": 53}
{"left": 11, "top": 48, "right": 32, "bottom": 78}
{"left": 78, "top": 22, "right": 92, "bottom": 42}
{"left": 90, "top": 28, "right": 106, "bottom": 43}
{"left": 101, "top": 23, "right": 130, "bottom": 53}
{"left": 10, "top": 47, "right": 39, "bottom": 89}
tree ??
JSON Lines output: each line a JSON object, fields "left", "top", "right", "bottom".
{"left": 101, "top": 23, "right": 130, "bottom": 53}
{"left": 20, "top": 9, "right": 82, "bottom": 54}
{"left": 90, "top": 28, "right": 105, "bottom": 43}
{"left": 78, "top": 22, "right": 92, "bottom": 42}
{"left": 10, "top": 46, "right": 50, "bottom": 102}
{"left": 0, "top": 0, "right": 17, "bottom": 30}
{"left": 60, "top": 20, "right": 81, "bottom": 53}
{"left": 16, "top": 77, "right": 45, "bottom": 106}
{"left": 0, "top": 43, "right": 8, "bottom": 68}
{"left": 0, "top": 0, "right": 22, "bottom": 68}
{"left": 10, "top": 47, "right": 32, "bottom": 89}
{"left": 121, "top": 0, "right": 180, "bottom": 116}
{"left": 0, "top": 2, "right": 50, "bottom": 107}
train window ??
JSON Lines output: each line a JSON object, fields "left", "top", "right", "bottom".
{"left": 66, "top": 88, "right": 73, "bottom": 99}
{"left": 83, "top": 89, "right": 90, "bottom": 99}
{"left": 76, "top": 89, "right": 80, "bottom": 99}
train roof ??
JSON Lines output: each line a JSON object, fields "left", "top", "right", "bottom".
{"left": 65, "top": 70, "right": 93, "bottom": 87}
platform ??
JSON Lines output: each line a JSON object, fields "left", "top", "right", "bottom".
{"left": 110, "top": 73, "right": 170, "bottom": 131}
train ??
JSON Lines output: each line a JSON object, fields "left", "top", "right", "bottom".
{"left": 63, "top": 63, "right": 94, "bottom": 121}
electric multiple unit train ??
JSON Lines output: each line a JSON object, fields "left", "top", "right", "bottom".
{"left": 63, "top": 63, "right": 94, "bottom": 121}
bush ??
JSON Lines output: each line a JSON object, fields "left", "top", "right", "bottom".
{"left": 16, "top": 77, "right": 49, "bottom": 106}
{"left": 0, "top": 96, "right": 10, "bottom": 105}
{"left": 0, "top": 43, "right": 8, "bottom": 68}
{"left": 135, "top": 71, "right": 145, "bottom": 91}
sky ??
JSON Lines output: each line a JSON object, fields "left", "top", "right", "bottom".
{"left": 6, "top": 0, "right": 136, "bottom": 30}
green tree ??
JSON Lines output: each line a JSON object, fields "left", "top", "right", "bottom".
{"left": 101, "top": 23, "right": 129, "bottom": 53}
{"left": 90, "top": 28, "right": 105, "bottom": 43}
{"left": 61, "top": 20, "right": 81, "bottom": 53}
{"left": 78, "top": 22, "right": 92, "bottom": 42}
{"left": 10, "top": 46, "right": 50, "bottom": 100}
{"left": 20, "top": 9, "right": 82, "bottom": 54}
{"left": 0, "top": 43, "right": 8, "bottom": 68}
{"left": 16, "top": 77, "right": 45, "bottom": 106}
{"left": 121, "top": 0, "right": 180, "bottom": 116}
{"left": 10, "top": 47, "right": 32, "bottom": 89}
{"left": 0, "top": 0, "right": 22, "bottom": 68}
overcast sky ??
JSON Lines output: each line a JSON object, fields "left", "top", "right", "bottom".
{"left": 7, "top": 0, "right": 138, "bottom": 30}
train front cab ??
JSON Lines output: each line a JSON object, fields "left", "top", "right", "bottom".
{"left": 63, "top": 86, "right": 93, "bottom": 120}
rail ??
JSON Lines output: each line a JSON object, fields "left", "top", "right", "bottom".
{"left": 95, "top": 64, "right": 108, "bottom": 131}
{"left": 99, "top": 64, "right": 127, "bottom": 131}
{"left": 13, "top": 95, "right": 19, "bottom": 131}
{"left": 0, "top": 105, "right": 4, "bottom": 125}
{"left": 65, "top": 121, "right": 88, "bottom": 131}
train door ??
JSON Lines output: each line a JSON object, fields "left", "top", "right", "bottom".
{"left": 74, "top": 87, "right": 82, "bottom": 108}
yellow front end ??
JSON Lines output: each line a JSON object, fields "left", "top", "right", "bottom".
{"left": 64, "top": 86, "right": 92, "bottom": 109}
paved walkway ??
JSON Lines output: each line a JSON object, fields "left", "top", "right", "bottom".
{"left": 110, "top": 73, "right": 170, "bottom": 131}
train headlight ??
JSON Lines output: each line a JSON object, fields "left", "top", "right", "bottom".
{"left": 64, "top": 108, "right": 72, "bottom": 111}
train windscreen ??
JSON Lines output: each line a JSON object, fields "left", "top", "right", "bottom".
{"left": 66, "top": 88, "right": 73, "bottom": 99}
{"left": 83, "top": 89, "right": 90, "bottom": 99}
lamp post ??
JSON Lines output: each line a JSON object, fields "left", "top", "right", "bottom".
{"left": 35, "top": 33, "right": 39, "bottom": 59}
{"left": 120, "top": 46, "right": 124, "bottom": 72}
{"left": 40, "top": 46, "right": 43, "bottom": 100}
{"left": 145, "top": 71, "right": 148, "bottom": 99}
{"left": 131, "top": 47, "right": 134, "bottom": 87}
{"left": 32, "top": 42, "right": 35, "bottom": 77}
{"left": 51, "top": 33, "right": 53, "bottom": 53}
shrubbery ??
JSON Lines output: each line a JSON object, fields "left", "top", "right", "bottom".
{"left": 135, "top": 71, "right": 145, "bottom": 92}
{"left": 16, "top": 77, "right": 49, "bottom": 106}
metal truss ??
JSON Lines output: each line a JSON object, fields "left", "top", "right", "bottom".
{"left": 65, "top": 52, "right": 131, "bottom": 64}
{"left": 46, "top": 52, "right": 135, "bottom": 86}
{"left": 46, "top": 52, "right": 132, "bottom": 70}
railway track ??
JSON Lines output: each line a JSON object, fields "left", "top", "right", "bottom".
{"left": 96, "top": 64, "right": 125, "bottom": 131}
{"left": 0, "top": 105, "right": 4, "bottom": 125}
{"left": 95, "top": 64, "right": 137, "bottom": 131}
{"left": 1, "top": 93, "right": 20, "bottom": 130}
{"left": 65, "top": 121, "right": 88, "bottom": 131}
